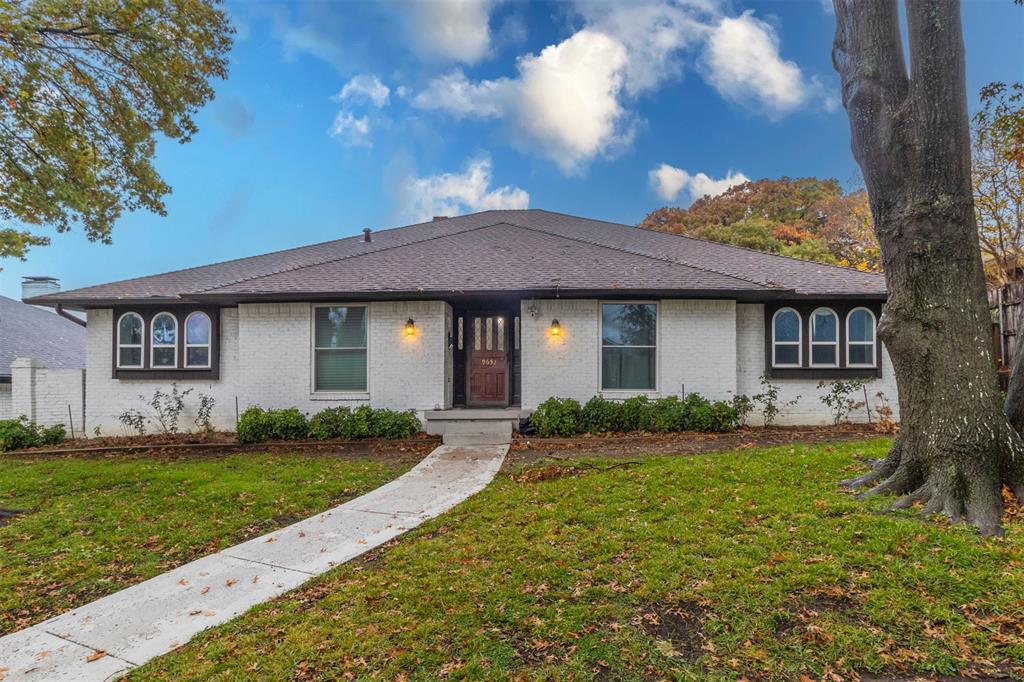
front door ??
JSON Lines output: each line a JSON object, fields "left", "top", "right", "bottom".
{"left": 469, "top": 314, "right": 508, "bottom": 406}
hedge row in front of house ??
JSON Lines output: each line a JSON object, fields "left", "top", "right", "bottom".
{"left": 236, "top": 405, "right": 421, "bottom": 444}
{"left": 529, "top": 394, "right": 739, "bottom": 438}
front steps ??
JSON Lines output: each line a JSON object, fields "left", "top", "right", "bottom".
{"left": 424, "top": 408, "right": 526, "bottom": 445}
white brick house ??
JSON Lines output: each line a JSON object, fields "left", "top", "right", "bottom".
{"left": 27, "top": 210, "right": 898, "bottom": 434}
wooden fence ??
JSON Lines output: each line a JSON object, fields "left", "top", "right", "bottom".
{"left": 989, "top": 280, "right": 1024, "bottom": 388}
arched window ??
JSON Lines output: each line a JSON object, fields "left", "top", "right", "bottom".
{"left": 185, "top": 312, "right": 212, "bottom": 368}
{"left": 772, "top": 308, "right": 801, "bottom": 367}
{"left": 151, "top": 312, "right": 177, "bottom": 368}
{"left": 847, "top": 307, "right": 877, "bottom": 367}
{"left": 117, "top": 313, "right": 144, "bottom": 368}
{"left": 810, "top": 307, "right": 839, "bottom": 367}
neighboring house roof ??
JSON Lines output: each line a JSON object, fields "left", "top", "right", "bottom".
{"left": 27, "top": 209, "right": 887, "bottom": 307}
{"left": 0, "top": 295, "right": 86, "bottom": 379}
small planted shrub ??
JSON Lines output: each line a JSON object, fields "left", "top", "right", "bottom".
{"left": 690, "top": 401, "right": 740, "bottom": 433}
{"left": 621, "top": 395, "right": 655, "bottom": 432}
{"left": 370, "top": 409, "right": 421, "bottom": 439}
{"left": 237, "top": 407, "right": 309, "bottom": 443}
{"left": 342, "top": 405, "right": 374, "bottom": 439}
{"left": 753, "top": 374, "right": 800, "bottom": 428}
{"left": 649, "top": 396, "right": 688, "bottom": 433}
{"left": 581, "top": 396, "right": 624, "bottom": 434}
{"left": 309, "top": 406, "right": 351, "bottom": 440}
{"left": 531, "top": 397, "right": 582, "bottom": 437}
{"left": 730, "top": 393, "right": 754, "bottom": 427}
{"left": 0, "top": 417, "right": 67, "bottom": 452}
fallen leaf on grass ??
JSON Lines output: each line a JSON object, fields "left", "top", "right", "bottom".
{"left": 86, "top": 650, "right": 107, "bottom": 663}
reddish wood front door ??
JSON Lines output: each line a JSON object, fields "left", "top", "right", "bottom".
{"left": 469, "top": 314, "right": 508, "bottom": 405}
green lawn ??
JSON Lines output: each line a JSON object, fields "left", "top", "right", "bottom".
{"left": 131, "top": 439, "right": 1024, "bottom": 681}
{"left": 0, "top": 451, "right": 415, "bottom": 634}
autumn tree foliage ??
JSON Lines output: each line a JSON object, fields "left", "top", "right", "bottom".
{"left": 0, "top": 0, "right": 233, "bottom": 261}
{"left": 639, "top": 177, "right": 881, "bottom": 271}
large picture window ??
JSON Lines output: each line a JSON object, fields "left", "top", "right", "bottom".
{"left": 601, "top": 303, "right": 656, "bottom": 391}
{"left": 314, "top": 306, "right": 368, "bottom": 392}
{"left": 772, "top": 308, "right": 801, "bottom": 367}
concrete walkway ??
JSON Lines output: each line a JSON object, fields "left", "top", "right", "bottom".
{"left": 0, "top": 444, "right": 508, "bottom": 681}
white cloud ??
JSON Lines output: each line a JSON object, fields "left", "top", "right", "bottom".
{"left": 399, "top": 157, "right": 529, "bottom": 222}
{"left": 335, "top": 74, "right": 390, "bottom": 108}
{"left": 701, "top": 11, "right": 808, "bottom": 115}
{"left": 649, "top": 163, "right": 749, "bottom": 203}
{"left": 403, "top": 0, "right": 495, "bottom": 64}
{"left": 411, "top": 69, "right": 507, "bottom": 118}
{"left": 328, "top": 111, "right": 372, "bottom": 147}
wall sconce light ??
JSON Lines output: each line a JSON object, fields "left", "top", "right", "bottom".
{"left": 404, "top": 318, "right": 416, "bottom": 336}
{"left": 549, "top": 318, "right": 561, "bottom": 336}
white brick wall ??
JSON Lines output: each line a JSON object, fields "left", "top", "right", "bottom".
{"left": 84, "top": 301, "right": 449, "bottom": 435}
{"left": 736, "top": 303, "right": 900, "bottom": 425}
{"left": 660, "top": 299, "right": 736, "bottom": 400}
{"left": 521, "top": 299, "right": 600, "bottom": 406}
{"left": 0, "top": 383, "right": 12, "bottom": 420}
{"left": 9, "top": 358, "right": 85, "bottom": 433}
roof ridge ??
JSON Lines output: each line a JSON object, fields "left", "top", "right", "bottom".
{"left": 530, "top": 208, "right": 885, "bottom": 281}
{"left": 197, "top": 221, "right": 508, "bottom": 294}
{"left": 507, "top": 219, "right": 778, "bottom": 291}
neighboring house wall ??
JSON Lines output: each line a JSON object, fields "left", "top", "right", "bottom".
{"left": 0, "top": 383, "right": 11, "bottom": 420}
{"left": 10, "top": 358, "right": 85, "bottom": 433}
{"left": 735, "top": 303, "right": 900, "bottom": 425}
{"left": 85, "top": 301, "right": 450, "bottom": 435}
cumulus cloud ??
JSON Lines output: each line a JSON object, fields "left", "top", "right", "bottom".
{"left": 404, "top": 0, "right": 495, "bottom": 64}
{"left": 335, "top": 74, "right": 390, "bottom": 108}
{"left": 329, "top": 111, "right": 372, "bottom": 147}
{"left": 649, "top": 163, "right": 749, "bottom": 203}
{"left": 399, "top": 157, "right": 529, "bottom": 223}
{"left": 701, "top": 11, "right": 808, "bottom": 115}
{"left": 411, "top": 69, "right": 507, "bottom": 118}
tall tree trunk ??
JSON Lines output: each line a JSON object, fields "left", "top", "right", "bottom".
{"left": 833, "top": 0, "right": 1024, "bottom": 534}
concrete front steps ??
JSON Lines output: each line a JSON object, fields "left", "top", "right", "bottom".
{"left": 424, "top": 408, "right": 527, "bottom": 445}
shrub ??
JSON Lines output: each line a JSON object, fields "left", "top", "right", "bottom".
{"left": 690, "top": 401, "right": 739, "bottom": 433}
{"left": 370, "top": 409, "right": 421, "bottom": 439}
{"left": 621, "top": 395, "right": 655, "bottom": 432}
{"left": 649, "top": 396, "right": 688, "bottom": 432}
{"left": 0, "top": 417, "right": 67, "bottom": 451}
{"left": 237, "top": 407, "right": 309, "bottom": 443}
{"left": 818, "top": 379, "right": 868, "bottom": 425}
{"left": 531, "top": 397, "right": 582, "bottom": 437}
{"left": 309, "top": 407, "right": 351, "bottom": 440}
{"left": 341, "top": 405, "right": 374, "bottom": 439}
{"left": 580, "top": 396, "right": 624, "bottom": 434}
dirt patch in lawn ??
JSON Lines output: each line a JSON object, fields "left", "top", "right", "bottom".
{"left": 0, "top": 508, "right": 27, "bottom": 526}
{"left": 635, "top": 600, "right": 707, "bottom": 662}
{"left": 509, "top": 423, "right": 885, "bottom": 463}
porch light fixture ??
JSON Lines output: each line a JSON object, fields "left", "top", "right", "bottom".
{"left": 404, "top": 318, "right": 416, "bottom": 336}
{"left": 549, "top": 318, "right": 561, "bottom": 336}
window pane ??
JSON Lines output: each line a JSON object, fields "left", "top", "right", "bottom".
{"left": 119, "top": 314, "right": 142, "bottom": 345}
{"left": 119, "top": 347, "right": 141, "bottom": 367}
{"left": 811, "top": 310, "right": 837, "bottom": 342}
{"left": 774, "top": 344, "right": 799, "bottom": 365}
{"left": 153, "top": 314, "right": 176, "bottom": 345}
{"left": 153, "top": 347, "right": 176, "bottom": 367}
{"left": 848, "top": 310, "right": 873, "bottom": 342}
{"left": 186, "top": 347, "right": 210, "bottom": 367}
{"left": 849, "top": 344, "right": 874, "bottom": 365}
{"left": 485, "top": 317, "right": 493, "bottom": 350}
{"left": 315, "top": 349, "right": 367, "bottom": 391}
{"left": 315, "top": 307, "right": 366, "bottom": 348}
{"left": 602, "top": 347, "right": 656, "bottom": 390}
{"left": 774, "top": 310, "right": 799, "bottom": 343}
{"left": 602, "top": 304, "right": 656, "bottom": 346}
{"left": 497, "top": 317, "right": 505, "bottom": 351}
{"left": 812, "top": 344, "right": 836, "bottom": 365}
{"left": 474, "top": 317, "right": 481, "bottom": 350}
{"left": 186, "top": 314, "right": 210, "bottom": 344}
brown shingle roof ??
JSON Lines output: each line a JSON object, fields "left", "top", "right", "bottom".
{"left": 29, "top": 209, "right": 887, "bottom": 306}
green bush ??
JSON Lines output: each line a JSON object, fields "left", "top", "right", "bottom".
{"left": 309, "top": 407, "right": 351, "bottom": 440}
{"left": 690, "top": 401, "right": 739, "bottom": 433}
{"left": 370, "top": 409, "right": 421, "bottom": 439}
{"left": 0, "top": 417, "right": 67, "bottom": 452}
{"left": 531, "top": 397, "right": 582, "bottom": 437}
{"left": 621, "top": 395, "right": 655, "bottom": 432}
{"left": 236, "top": 407, "right": 309, "bottom": 443}
{"left": 580, "top": 396, "right": 624, "bottom": 434}
{"left": 342, "top": 405, "right": 374, "bottom": 439}
{"left": 649, "top": 396, "right": 688, "bottom": 432}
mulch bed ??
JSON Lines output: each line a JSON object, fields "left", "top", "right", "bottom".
{"left": 508, "top": 423, "right": 889, "bottom": 463}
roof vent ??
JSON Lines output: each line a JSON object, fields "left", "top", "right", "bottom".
{"left": 21, "top": 276, "right": 60, "bottom": 301}
{"left": 362, "top": 228, "right": 372, "bottom": 243}
{"left": 432, "top": 215, "right": 448, "bottom": 222}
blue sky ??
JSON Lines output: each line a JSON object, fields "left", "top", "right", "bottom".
{"left": 2, "top": 0, "right": 1022, "bottom": 299}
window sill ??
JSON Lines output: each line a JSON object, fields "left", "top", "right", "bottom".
{"left": 767, "top": 367, "right": 881, "bottom": 380}
{"left": 309, "top": 392, "right": 371, "bottom": 401}
{"left": 114, "top": 368, "right": 220, "bottom": 380}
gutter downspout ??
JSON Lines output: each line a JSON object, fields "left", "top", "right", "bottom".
{"left": 56, "top": 304, "right": 87, "bottom": 327}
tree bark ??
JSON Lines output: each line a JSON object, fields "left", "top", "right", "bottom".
{"left": 833, "top": 0, "right": 1024, "bottom": 534}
